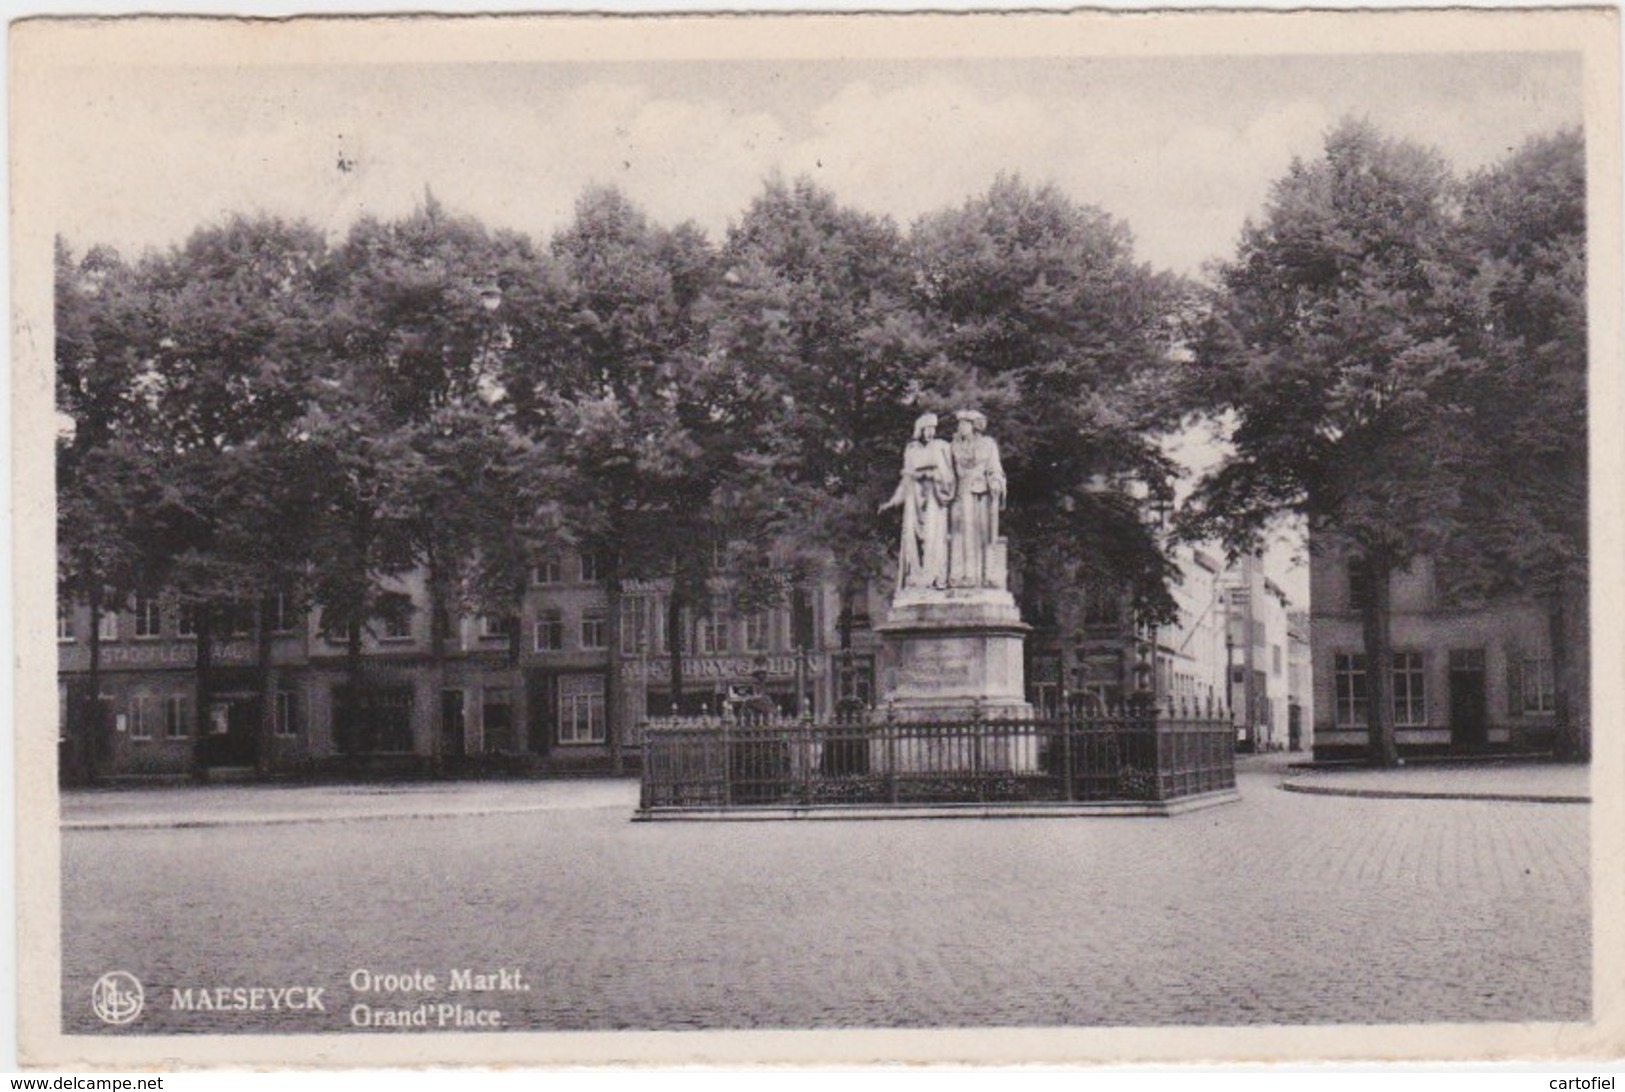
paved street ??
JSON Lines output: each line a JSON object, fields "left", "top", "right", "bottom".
{"left": 60, "top": 762, "right": 1589, "bottom": 1033}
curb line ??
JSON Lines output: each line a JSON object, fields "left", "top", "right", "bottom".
{"left": 1280, "top": 782, "right": 1589, "bottom": 805}
{"left": 61, "top": 803, "right": 584, "bottom": 832}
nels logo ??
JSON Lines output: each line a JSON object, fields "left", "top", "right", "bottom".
{"left": 91, "top": 971, "right": 144, "bottom": 1026}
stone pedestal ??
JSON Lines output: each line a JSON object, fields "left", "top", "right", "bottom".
{"left": 878, "top": 587, "right": 1031, "bottom": 714}
{"left": 874, "top": 585, "right": 1037, "bottom": 772}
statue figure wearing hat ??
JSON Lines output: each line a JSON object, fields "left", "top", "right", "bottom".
{"left": 949, "top": 409, "right": 1007, "bottom": 588}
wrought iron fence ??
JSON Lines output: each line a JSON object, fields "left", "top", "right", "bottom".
{"left": 639, "top": 702, "right": 1235, "bottom": 811}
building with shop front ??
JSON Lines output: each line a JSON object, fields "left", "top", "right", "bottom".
{"left": 61, "top": 534, "right": 1281, "bottom": 781}
{"left": 1221, "top": 555, "right": 1294, "bottom": 752}
{"left": 57, "top": 549, "right": 891, "bottom": 781}
{"left": 1022, "top": 545, "right": 1230, "bottom": 716}
{"left": 1308, "top": 538, "right": 1561, "bottom": 761}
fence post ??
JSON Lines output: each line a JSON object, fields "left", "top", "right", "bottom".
{"left": 886, "top": 700, "right": 899, "bottom": 805}
{"left": 639, "top": 722, "right": 650, "bottom": 810}
{"left": 800, "top": 713, "right": 813, "bottom": 806}
{"left": 972, "top": 697, "right": 985, "bottom": 803}
{"left": 720, "top": 714, "right": 732, "bottom": 808}
{"left": 1061, "top": 704, "right": 1075, "bottom": 802}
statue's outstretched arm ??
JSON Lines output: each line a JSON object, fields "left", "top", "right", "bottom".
{"left": 879, "top": 478, "right": 906, "bottom": 513}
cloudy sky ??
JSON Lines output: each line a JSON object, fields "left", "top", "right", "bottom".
{"left": 41, "top": 50, "right": 1581, "bottom": 276}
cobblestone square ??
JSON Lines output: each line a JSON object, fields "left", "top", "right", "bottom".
{"left": 60, "top": 763, "right": 1589, "bottom": 1034}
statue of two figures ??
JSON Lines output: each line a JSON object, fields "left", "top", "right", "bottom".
{"left": 879, "top": 409, "right": 1008, "bottom": 594}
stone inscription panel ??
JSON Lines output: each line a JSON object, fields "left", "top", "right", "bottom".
{"left": 896, "top": 645, "right": 977, "bottom": 689}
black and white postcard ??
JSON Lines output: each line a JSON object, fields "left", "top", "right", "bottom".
{"left": 11, "top": 8, "right": 1623, "bottom": 1069}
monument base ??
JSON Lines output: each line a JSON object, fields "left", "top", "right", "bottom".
{"left": 875, "top": 585, "right": 1036, "bottom": 772}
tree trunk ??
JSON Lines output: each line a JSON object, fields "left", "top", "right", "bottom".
{"left": 1549, "top": 574, "right": 1589, "bottom": 762}
{"left": 255, "top": 596, "right": 278, "bottom": 778}
{"left": 192, "top": 604, "right": 214, "bottom": 782}
{"left": 1359, "top": 557, "right": 1399, "bottom": 768}
{"left": 508, "top": 579, "right": 529, "bottom": 755}
{"left": 427, "top": 557, "right": 449, "bottom": 776}
{"left": 604, "top": 559, "right": 624, "bottom": 775}
{"left": 666, "top": 585, "right": 685, "bottom": 715}
{"left": 85, "top": 588, "right": 105, "bottom": 786}
{"left": 343, "top": 614, "right": 365, "bottom": 776}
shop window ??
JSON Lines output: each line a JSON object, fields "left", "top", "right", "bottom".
{"left": 558, "top": 675, "right": 606, "bottom": 744}
{"left": 334, "top": 687, "right": 413, "bottom": 754}
{"left": 1334, "top": 653, "right": 1367, "bottom": 727}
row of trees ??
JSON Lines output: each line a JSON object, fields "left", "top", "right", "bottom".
{"left": 1181, "top": 121, "right": 1588, "bottom": 763}
{"left": 57, "top": 120, "right": 1588, "bottom": 775}
{"left": 57, "top": 175, "right": 1188, "bottom": 777}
